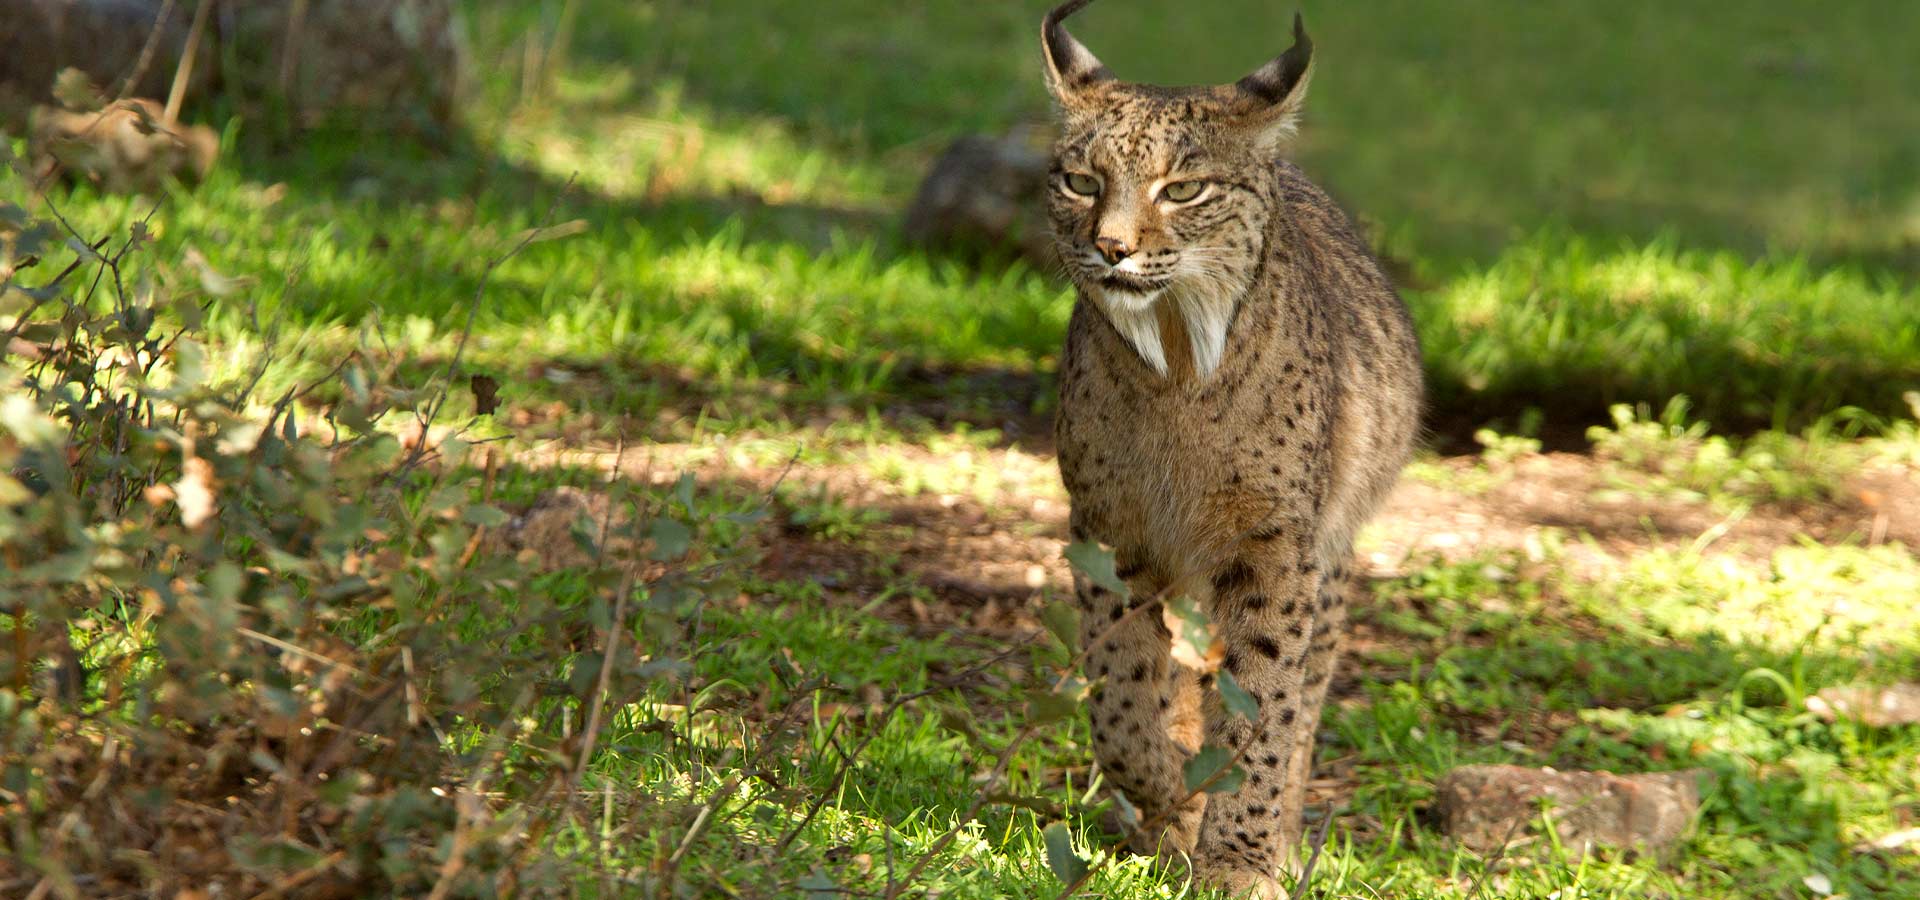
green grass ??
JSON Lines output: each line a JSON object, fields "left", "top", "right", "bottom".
{"left": 9, "top": 0, "right": 1920, "bottom": 897}
{"left": 550, "top": 541, "right": 1920, "bottom": 898}
{"left": 1585, "top": 398, "right": 1876, "bottom": 507}
{"left": 16, "top": 1, "right": 1919, "bottom": 436}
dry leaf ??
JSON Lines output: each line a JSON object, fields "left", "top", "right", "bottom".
{"left": 176, "top": 457, "right": 217, "bottom": 528}
{"left": 470, "top": 373, "right": 501, "bottom": 415}
{"left": 1162, "top": 596, "right": 1223, "bottom": 673}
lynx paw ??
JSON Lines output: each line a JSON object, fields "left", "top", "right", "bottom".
{"left": 1121, "top": 813, "right": 1198, "bottom": 863}
{"left": 1195, "top": 865, "right": 1287, "bottom": 900}
{"left": 1106, "top": 795, "right": 1204, "bottom": 864}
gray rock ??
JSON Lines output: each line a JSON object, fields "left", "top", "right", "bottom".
{"left": 903, "top": 129, "right": 1057, "bottom": 269}
{"left": 484, "top": 487, "right": 631, "bottom": 570}
{"left": 1433, "top": 765, "right": 1710, "bottom": 856}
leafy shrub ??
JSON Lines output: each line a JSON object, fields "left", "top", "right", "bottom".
{"left": 0, "top": 191, "right": 732, "bottom": 896}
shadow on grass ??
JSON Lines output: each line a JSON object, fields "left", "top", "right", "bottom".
{"left": 217, "top": 102, "right": 1918, "bottom": 450}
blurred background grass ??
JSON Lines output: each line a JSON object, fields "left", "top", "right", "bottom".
{"left": 35, "top": 0, "right": 1919, "bottom": 441}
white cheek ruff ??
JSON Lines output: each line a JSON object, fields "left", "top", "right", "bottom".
{"left": 1175, "top": 286, "right": 1235, "bottom": 380}
{"left": 1094, "top": 286, "right": 1169, "bottom": 376}
{"left": 1093, "top": 280, "right": 1239, "bottom": 381}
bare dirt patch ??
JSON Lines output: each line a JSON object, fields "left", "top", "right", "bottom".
{"left": 533, "top": 439, "right": 1917, "bottom": 642}
{"left": 1366, "top": 453, "right": 1918, "bottom": 580}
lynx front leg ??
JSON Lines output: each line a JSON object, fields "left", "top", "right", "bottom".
{"left": 1190, "top": 533, "right": 1324, "bottom": 898}
{"left": 1075, "top": 561, "right": 1206, "bottom": 861}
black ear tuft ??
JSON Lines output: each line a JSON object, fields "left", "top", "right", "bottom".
{"left": 1236, "top": 11, "right": 1313, "bottom": 105}
{"left": 1225, "top": 10, "right": 1314, "bottom": 150}
{"left": 1042, "top": 0, "right": 1113, "bottom": 104}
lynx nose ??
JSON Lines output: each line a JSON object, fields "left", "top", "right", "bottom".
{"left": 1094, "top": 236, "right": 1133, "bottom": 265}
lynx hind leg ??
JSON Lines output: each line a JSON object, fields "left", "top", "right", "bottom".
{"left": 1075, "top": 562, "right": 1205, "bottom": 860}
{"left": 1276, "top": 556, "right": 1353, "bottom": 856}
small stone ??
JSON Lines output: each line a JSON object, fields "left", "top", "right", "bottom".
{"left": 1432, "top": 765, "right": 1711, "bottom": 856}
{"left": 1806, "top": 683, "right": 1920, "bottom": 728}
{"left": 1859, "top": 826, "right": 1920, "bottom": 854}
{"left": 490, "top": 487, "right": 627, "bottom": 569}
{"left": 903, "top": 130, "right": 1056, "bottom": 269}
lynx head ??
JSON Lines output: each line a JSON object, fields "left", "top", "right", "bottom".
{"left": 1040, "top": 0, "right": 1313, "bottom": 377}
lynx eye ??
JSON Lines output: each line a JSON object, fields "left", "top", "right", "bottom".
{"left": 1162, "top": 180, "right": 1205, "bottom": 203}
{"left": 1064, "top": 172, "right": 1102, "bottom": 196}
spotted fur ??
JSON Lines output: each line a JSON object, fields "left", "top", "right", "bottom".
{"left": 1042, "top": 3, "right": 1423, "bottom": 897}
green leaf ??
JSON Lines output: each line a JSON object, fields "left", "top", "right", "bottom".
{"left": 0, "top": 393, "right": 60, "bottom": 446}
{"left": 1025, "top": 688, "right": 1080, "bottom": 726}
{"left": 51, "top": 68, "right": 100, "bottom": 110}
{"left": 936, "top": 704, "right": 985, "bottom": 742}
{"left": 568, "top": 512, "right": 601, "bottom": 557}
{"left": 13, "top": 223, "right": 54, "bottom": 261}
{"left": 165, "top": 339, "right": 207, "bottom": 398}
{"left": 1043, "top": 822, "right": 1089, "bottom": 885}
{"left": 1064, "top": 541, "right": 1129, "bottom": 596}
{"left": 986, "top": 790, "right": 1063, "bottom": 818}
{"left": 64, "top": 236, "right": 104, "bottom": 263}
{"left": 343, "top": 364, "right": 370, "bottom": 403}
{"left": 1109, "top": 791, "right": 1139, "bottom": 830}
{"left": 1184, "top": 745, "right": 1246, "bottom": 794}
{"left": 186, "top": 248, "right": 251, "bottom": 297}
{"left": 229, "top": 835, "right": 329, "bottom": 878}
{"left": 569, "top": 652, "right": 604, "bottom": 695}
{"left": 462, "top": 504, "right": 511, "bottom": 528}
{"left": 1218, "top": 669, "right": 1259, "bottom": 721}
{"left": 512, "top": 218, "right": 590, "bottom": 246}
{"left": 798, "top": 869, "right": 840, "bottom": 900}
{"left": 168, "top": 291, "right": 204, "bottom": 330}
{"left": 1026, "top": 675, "right": 1089, "bottom": 726}
{"left": 673, "top": 471, "right": 696, "bottom": 511}
{"left": 0, "top": 473, "right": 31, "bottom": 506}
{"left": 647, "top": 517, "right": 691, "bottom": 560}
{"left": 1038, "top": 599, "right": 1080, "bottom": 654}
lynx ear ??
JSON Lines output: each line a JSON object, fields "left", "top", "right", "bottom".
{"left": 1230, "top": 12, "right": 1315, "bottom": 151}
{"left": 1042, "top": 0, "right": 1113, "bottom": 111}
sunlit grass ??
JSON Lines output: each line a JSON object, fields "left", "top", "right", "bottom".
{"left": 8, "top": 0, "right": 1920, "bottom": 896}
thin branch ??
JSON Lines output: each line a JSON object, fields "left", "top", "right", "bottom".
{"left": 394, "top": 175, "right": 578, "bottom": 479}
{"left": 1294, "top": 802, "right": 1337, "bottom": 898}
{"left": 775, "top": 636, "right": 1038, "bottom": 852}
{"left": 565, "top": 568, "right": 632, "bottom": 794}
{"left": 242, "top": 849, "right": 347, "bottom": 900}
{"left": 163, "top": 0, "right": 215, "bottom": 124}
{"left": 115, "top": 0, "right": 179, "bottom": 101}
{"left": 1463, "top": 808, "right": 1534, "bottom": 899}
{"left": 279, "top": 0, "right": 312, "bottom": 94}
{"left": 663, "top": 774, "right": 743, "bottom": 870}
